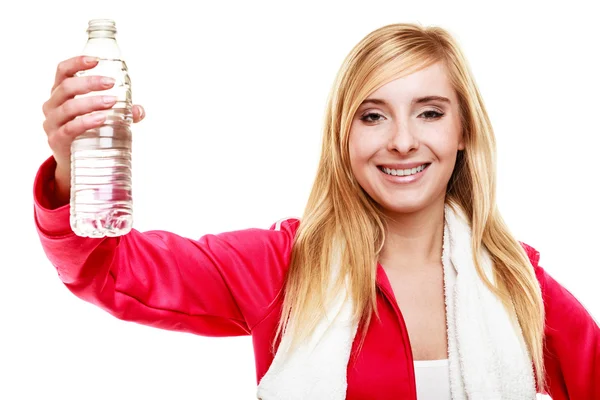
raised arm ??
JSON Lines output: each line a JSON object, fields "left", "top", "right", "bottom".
{"left": 35, "top": 155, "right": 298, "bottom": 337}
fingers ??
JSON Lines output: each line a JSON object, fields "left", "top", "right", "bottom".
{"left": 44, "top": 75, "right": 115, "bottom": 116}
{"left": 44, "top": 95, "right": 117, "bottom": 132}
{"left": 132, "top": 105, "right": 145, "bottom": 123}
{"left": 52, "top": 55, "right": 99, "bottom": 93}
{"left": 47, "top": 112, "right": 105, "bottom": 166}
{"left": 48, "top": 112, "right": 107, "bottom": 154}
{"left": 44, "top": 55, "right": 146, "bottom": 166}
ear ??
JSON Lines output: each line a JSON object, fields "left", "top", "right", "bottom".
{"left": 457, "top": 130, "right": 465, "bottom": 150}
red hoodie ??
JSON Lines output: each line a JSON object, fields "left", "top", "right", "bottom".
{"left": 34, "top": 156, "right": 600, "bottom": 399}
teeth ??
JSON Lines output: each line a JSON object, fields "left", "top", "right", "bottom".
{"left": 382, "top": 164, "right": 427, "bottom": 177}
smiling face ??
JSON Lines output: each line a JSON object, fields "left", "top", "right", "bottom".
{"left": 348, "top": 61, "right": 465, "bottom": 216}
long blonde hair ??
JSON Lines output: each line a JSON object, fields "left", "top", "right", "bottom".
{"left": 276, "top": 23, "right": 545, "bottom": 389}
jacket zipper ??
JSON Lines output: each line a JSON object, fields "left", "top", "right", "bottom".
{"left": 378, "top": 284, "right": 417, "bottom": 400}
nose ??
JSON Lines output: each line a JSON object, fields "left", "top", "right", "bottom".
{"left": 387, "top": 121, "right": 419, "bottom": 154}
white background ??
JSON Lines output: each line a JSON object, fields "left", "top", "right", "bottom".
{"left": 1, "top": 0, "right": 598, "bottom": 399}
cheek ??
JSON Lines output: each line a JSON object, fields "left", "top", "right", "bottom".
{"left": 436, "top": 138, "right": 461, "bottom": 159}
{"left": 349, "top": 126, "right": 384, "bottom": 163}
{"left": 429, "top": 123, "right": 463, "bottom": 161}
{"left": 348, "top": 129, "right": 379, "bottom": 189}
{"left": 348, "top": 130, "right": 369, "bottom": 167}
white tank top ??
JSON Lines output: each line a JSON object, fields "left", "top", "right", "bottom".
{"left": 413, "top": 359, "right": 451, "bottom": 399}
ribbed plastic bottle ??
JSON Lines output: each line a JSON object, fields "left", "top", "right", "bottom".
{"left": 71, "top": 19, "right": 133, "bottom": 237}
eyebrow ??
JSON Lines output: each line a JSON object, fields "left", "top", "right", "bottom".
{"left": 360, "top": 95, "right": 451, "bottom": 106}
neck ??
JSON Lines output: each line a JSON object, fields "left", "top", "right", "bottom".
{"left": 379, "top": 199, "right": 445, "bottom": 270}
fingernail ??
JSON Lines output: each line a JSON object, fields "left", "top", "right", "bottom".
{"left": 103, "top": 96, "right": 117, "bottom": 104}
{"left": 84, "top": 56, "right": 99, "bottom": 65}
{"left": 139, "top": 106, "right": 145, "bottom": 119}
{"left": 101, "top": 77, "right": 116, "bottom": 86}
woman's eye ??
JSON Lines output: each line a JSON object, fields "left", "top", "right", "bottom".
{"left": 360, "top": 112, "right": 385, "bottom": 123}
{"left": 420, "top": 110, "right": 444, "bottom": 120}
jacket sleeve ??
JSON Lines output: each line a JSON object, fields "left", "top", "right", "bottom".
{"left": 522, "top": 243, "right": 600, "bottom": 399}
{"left": 34, "top": 156, "right": 299, "bottom": 337}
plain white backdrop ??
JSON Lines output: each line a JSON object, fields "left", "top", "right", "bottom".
{"left": 1, "top": 0, "right": 598, "bottom": 399}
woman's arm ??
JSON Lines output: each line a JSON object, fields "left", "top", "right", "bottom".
{"left": 523, "top": 244, "right": 600, "bottom": 399}
{"left": 34, "top": 156, "right": 298, "bottom": 337}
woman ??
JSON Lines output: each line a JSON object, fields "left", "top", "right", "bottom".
{"left": 35, "top": 23, "right": 598, "bottom": 399}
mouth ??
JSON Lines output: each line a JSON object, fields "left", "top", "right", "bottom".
{"left": 377, "top": 163, "right": 431, "bottom": 177}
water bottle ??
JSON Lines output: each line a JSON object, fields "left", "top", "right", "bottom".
{"left": 71, "top": 19, "right": 133, "bottom": 238}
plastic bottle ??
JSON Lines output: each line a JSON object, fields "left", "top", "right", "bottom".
{"left": 71, "top": 19, "right": 133, "bottom": 237}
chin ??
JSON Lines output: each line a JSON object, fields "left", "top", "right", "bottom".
{"left": 375, "top": 188, "right": 447, "bottom": 216}
{"left": 385, "top": 205, "right": 425, "bottom": 215}
{"left": 379, "top": 200, "right": 429, "bottom": 215}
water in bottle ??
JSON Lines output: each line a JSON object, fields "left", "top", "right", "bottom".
{"left": 71, "top": 19, "right": 133, "bottom": 237}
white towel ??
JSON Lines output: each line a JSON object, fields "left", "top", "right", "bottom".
{"left": 257, "top": 204, "right": 536, "bottom": 399}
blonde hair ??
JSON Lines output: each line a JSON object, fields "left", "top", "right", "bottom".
{"left": 276, "top": 23, "right": 546, "bottom": 389}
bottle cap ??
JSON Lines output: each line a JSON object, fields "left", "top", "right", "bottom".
{"left": 87, "top": 19, "right": 117, "bottom": 34}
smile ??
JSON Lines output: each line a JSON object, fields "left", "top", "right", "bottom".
{"left": 376, "top": 163, "right": 431, "bottom": 184}
{"left": 379, "top": 163, "right": 429, "bottom": 177}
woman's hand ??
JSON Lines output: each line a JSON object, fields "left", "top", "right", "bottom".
{"left": 42, "top": 55, "right": 145, "bottom": 204}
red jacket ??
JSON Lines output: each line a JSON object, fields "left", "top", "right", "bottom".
{"left": 34, "top": 156, "right": 600, "bottom": 399}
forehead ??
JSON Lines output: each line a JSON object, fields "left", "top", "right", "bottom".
{"left": 367, "top": 62, "right": 456, "bottom": 104}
